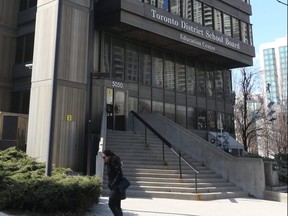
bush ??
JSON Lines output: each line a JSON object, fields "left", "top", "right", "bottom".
{"left": 274, "top": 153, "right": 288, "bottom": 183}
{"left": 0, "top": 147, "right": 102, "bottom": 215}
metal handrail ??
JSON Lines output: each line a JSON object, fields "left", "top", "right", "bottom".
{"left": 131, "top": 111, "right": 199, "bottom": 193}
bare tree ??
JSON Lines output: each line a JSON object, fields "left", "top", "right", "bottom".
{"left": 234, "top": 68, "right": 266, "bottom": 152}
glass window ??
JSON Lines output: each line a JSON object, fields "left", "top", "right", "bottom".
{"left": 152, "top": 49, "right": 164, "bottom": 88}
{"left": 223, "top": 69, "right": 232, "bottom": 101}
{"left": 112, "top": 37, "right": 125, "bottom": 80}
{"left": 197, "top": 108, "right": 207, "bottom": 130}
{"left": 214, "top": 9, "right": 222, "bottom": 33}
{"left": 15, "top": 36, "right": 24, "bottom": 64}
{"left": 232, "top": 17, "right": 240, "bottom": 40}
{"left": 207, "top": 110, "right": 216, "bottom": 131}
{"left": 175, "top": 57, "right": 186, "bottom": 93}
{"left": 171, "top": 0, "right": 181, "bottom": 16}
{"left": 139, "top": 46, "right": 151, "bottom": 86}
{"left": 206, "top": 66, "right": 215, "bottom": 99}
{"left": 24, "top": 33, "right": 34, "bottom": 62}
{"left": 223, "top": 13, "right": 231, "bottom": 37}
{"left": 249, "top": 24, "right": 253, "bottom": 45}
{"left": 241, "top": 21, "right": 249, "bottom": 44}
{"left": 196, "top": 63, "right": 206, "bottom": 97}
{"left": 125, "top": 42, "right": 138, "bottom": 82}
{"left": 225, "top": 113, "right": 234, "bottom": 133}
{"left": 164, "top": 53, "right": 175, "bottom": 91}
{"left": 187, "top": 107, "right": 196, "bottom": 129}
{"left": 139, "top": 99, "right": 151, "bottom": 113}
{"left": 102, "top": 34, "right": 111, "bottom": 75}
{"left": 203, "top": 4, "right": 213, "bottom": 29}
{"left": 152, "top": 101, "right": 164, "bottom": 114}
{"left": 158, "top": 0, "right": 169, "bottom": 11}
{"left": 129, "top": 96, "right": 138, "bottom": 113}
{"left": 176, "top": 105, "right": 186, "bottom": 128}
{"left": 165, "top": 103, "right": 175, "bottom": 121}
{"left": 182, "top": 0, "right": 192, "bottom": 20}
{"left": 186, "top": 60, "right": 196, "bottom": 95}
{"left": 215, "top": 70, "right": 224, "bottom": 100}
{"left": 217, "top": 112, "right": 225, "bottom": 131}
{"left": 193, "top": 0, "right": 203, "bottom": 25}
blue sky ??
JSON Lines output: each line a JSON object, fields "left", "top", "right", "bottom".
{"left": 251, "top": 0, "right": 287, "bottom": 61}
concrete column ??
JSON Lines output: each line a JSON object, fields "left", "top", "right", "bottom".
{"left": 27, "top": 0, "right": 92, "bottom": 172}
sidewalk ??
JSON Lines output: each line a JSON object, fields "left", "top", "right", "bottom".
{"left": 85, "top": 196, "right": 287, "bottom": 216}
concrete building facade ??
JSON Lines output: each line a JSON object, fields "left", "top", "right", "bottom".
{"left": 0, "top": 0, "right": 255, "bottom": 174}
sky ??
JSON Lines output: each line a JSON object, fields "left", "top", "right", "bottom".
{"left": 250, "top": 0, "right": 287, "bottom": 65}
{"left": 232, "top": 0, "right": 287, "bottom": 92}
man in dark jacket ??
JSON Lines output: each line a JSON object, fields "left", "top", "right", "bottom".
{"left": 102, "top": 149, "right": 124, "bottom": 216}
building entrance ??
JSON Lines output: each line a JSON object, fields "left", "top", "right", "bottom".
{"left": 106, "top": 88, "right": 126, "bottom": 130}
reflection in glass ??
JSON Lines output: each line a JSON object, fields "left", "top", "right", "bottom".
{"left": 126, "top": 42, "right": 138, "bottom": 82}
{"left": 112, "top": 37, "right": 125, "bottom": 80}
{"left": 241, "top": 21, "right": 249, "bottom": 44}
{"left": 102, "top": 34, "right": 111, "bottom": 74}
{"left": 197, "top": 108, "right": 207, "bottom": 130}
{"left": 214, "top": 9, "right": 222, "bottom": 33}
{"left": 215, "top": 70, "right": 224, "bottom": 100}
{"left": 206, "top": 66, "right": 215, "bottom": 99}
{"left": 139, "top": 46, "right": 151, "bottom": 86}
{"left": 152, "top": 101, "right": 164, "bottom": 114}
{"left": 223, "top": 13, "right": 231, "bottom": 37}
{"left": 187, "top": 107, "right": 196, "bottom": 129}
{"left": 217, "top": 112, "right": 225, "bottom": 131}
{"left": 249, "top": 24, "right": 253, "bottom": 46}
{"left": 203, "top": 4, "right": 213, "bottom": 29}
{"left": 196, "top": 63, "right": 206, "bottom": 97}
{"left": 207, "top": 110, "right": 216, "bottom": 131}
{"left": 128, "top": 97, "right": 138, "bottom": 113}
{"left": 193, "top": 0, "right": 202, "bottom": 25}
{"left": 176, "top": 105, "right": 186, "bottom": 128}
{"left": 170, "top": 0, "right": 181, "bottom": 16}
{"left": 164, "top": 53, "right": 175, "bottom": 91}
{"left": 182, "top": 0, "right": 192, "bottom": 20}
{"left": 232, "top": 17, "right": 240, "bottom": 40}
{"left": 225, "top": 113, "right": 234, "bottom": 133}
{"left": 165, "top": 103, "right": 175, "bottom": 121}
{"left": 139, "top": 99, "right": 151, "bottom": 113}
{"left": 223, "top": 69, "right": 232, "bottom": 102}
{"left": 186, "top": 60, "right": 196, "bottom": 95}
{"left": 158, "top": 0, "right": 169, "bottom": 11}
{"left": 176, "top": 57, "right": 186, "bottom": 93}
{"left": 152, "top": 50, "right": 164, "bottom": 88}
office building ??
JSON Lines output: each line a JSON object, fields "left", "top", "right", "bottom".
{"left": 0, "top": 0, "right": 255, "bottom": 173}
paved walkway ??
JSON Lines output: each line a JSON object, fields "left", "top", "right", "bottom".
{"left": 85, "top": 196, "right": 287, "bottom": 216}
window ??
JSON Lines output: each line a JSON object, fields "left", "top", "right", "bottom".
{"left": 139, "top": 46, "right": 152, "bottom": 86}
{"left": 170, "top": 0, "right": 181, "bottom": 16}
{"left": 176, "top": 105, "right": 186, "bottom": 128}
{"left": 196, "top": 63, "right": 206, "bottom": 97}
{"left": 207, "top": 110, "right": 216, "bottom": 131}
{"left": 139, "top": 99, "right": 151, "bottom": 113}
{"left": 241, "top": 21, "right": 249, "bottom": 44}
{"left": 129, "top": 97, "right": 138, "bottom": 113}
{"left": 215, "top": 70, "right": 224, "bottom": 100}
{"left": 206, "top": 66, "right": 215, "bottom": 99}
{"left": 193, "top": 0, "right": 203, "bottom": 25}
{"left": 152, "top": 49, "right": 164, "bottom": 88}
{"left": 187, "top": 107, "right": 196, "bottom": 129}
{"left": 223, "top": 13, "right": 231, "bottom": 37}
{"left": 164, "top": 53, "right": 175, "bottom": 91}
{"left": 214, "top": 9, "right": 222, "bottom": 33}
{"left": 182, "top": 0, "right": 192, "bottom": 20}
{"left": 197, "top": 108, "right": 207, "bottom": 130}
{"left": 232, "top": 17, "right": 240, "bottom": 40}
{"left": 175, "top": 57, "right": 186, "bottom": 93}
{"left": 112, "top": 38, "right": 125, "bottom": 80}
{"left": 14, "top": 33, "right": 35, "bottom": 64}
{"left": 152, "top": 101, "right": 163, "bottom": 114}
{"left": 158, "top": 0, "right": 169, "bottom": 11}
{"left": 125, "top": 42, "right": 138, "bottom": 82}
{"left": 186, "top": 60, "right": 196, "bottom": 95}
{"left": 102, "top": 34, "right": 111, "bottom": 75}
{"left": 203, "top": 4, "right": 213, "bottom": 29}
{"left": 165, "top": 103, "right": 175, "bottom": 121}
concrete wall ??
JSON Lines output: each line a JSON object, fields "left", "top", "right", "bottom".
{"left": 0, "top": 0, "right": 19, "bottom": 112}
{"left": 27, "top": 0, "right": 92, "bottom": 171}
{"left": 136, "top": 113, "right": 265, "bottom": 198}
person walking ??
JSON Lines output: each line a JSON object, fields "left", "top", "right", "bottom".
{"left": 102, "top": 149, "right": 124, "bottom": 216}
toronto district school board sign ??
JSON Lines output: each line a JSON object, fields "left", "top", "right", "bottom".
{"left": 146, "top": 7, "right": 242, "bottom": 52}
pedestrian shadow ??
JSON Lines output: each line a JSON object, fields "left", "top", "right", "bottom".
{"left": 123, "top": 209, "right": 199, "bottom": 216}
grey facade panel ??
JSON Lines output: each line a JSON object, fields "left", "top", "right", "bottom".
{"left": 187, "top": 95, "right": 196, "bottom": 107}
{"left": 197, "top": 97, "right": 206, "bottom": 109}
{"left": 176, "top": 93, "right": 186, "bottom": 106}
{"left": 152, "top": 87, "right": 163, "bottom": 101}
{"left": 139, "top": 85, "right": 151, "bottom": 99}
{"left": 165, "top": 91, "right": 175, "bottom": 104}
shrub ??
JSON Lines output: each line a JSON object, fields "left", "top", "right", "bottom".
{"left": 0, "top": 147, "right": 102, "bottom": 215}
{"left": 274, "top": 153, "right": 288, "bottom": 183}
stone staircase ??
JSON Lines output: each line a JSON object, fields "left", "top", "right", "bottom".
{"left": 103, "top": 130, "right": 249, "bottom": 200}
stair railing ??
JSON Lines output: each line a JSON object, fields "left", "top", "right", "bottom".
{"left": 131, "top": 111, "right": 199, "bottom": 194}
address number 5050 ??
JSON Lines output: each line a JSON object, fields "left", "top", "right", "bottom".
{"left": 112, "top": 81, "right": 123, "bottom": 88}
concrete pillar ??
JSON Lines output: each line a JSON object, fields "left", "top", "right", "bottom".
{"left": 27, "top": 0, "right": 92, "bottom": 172}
